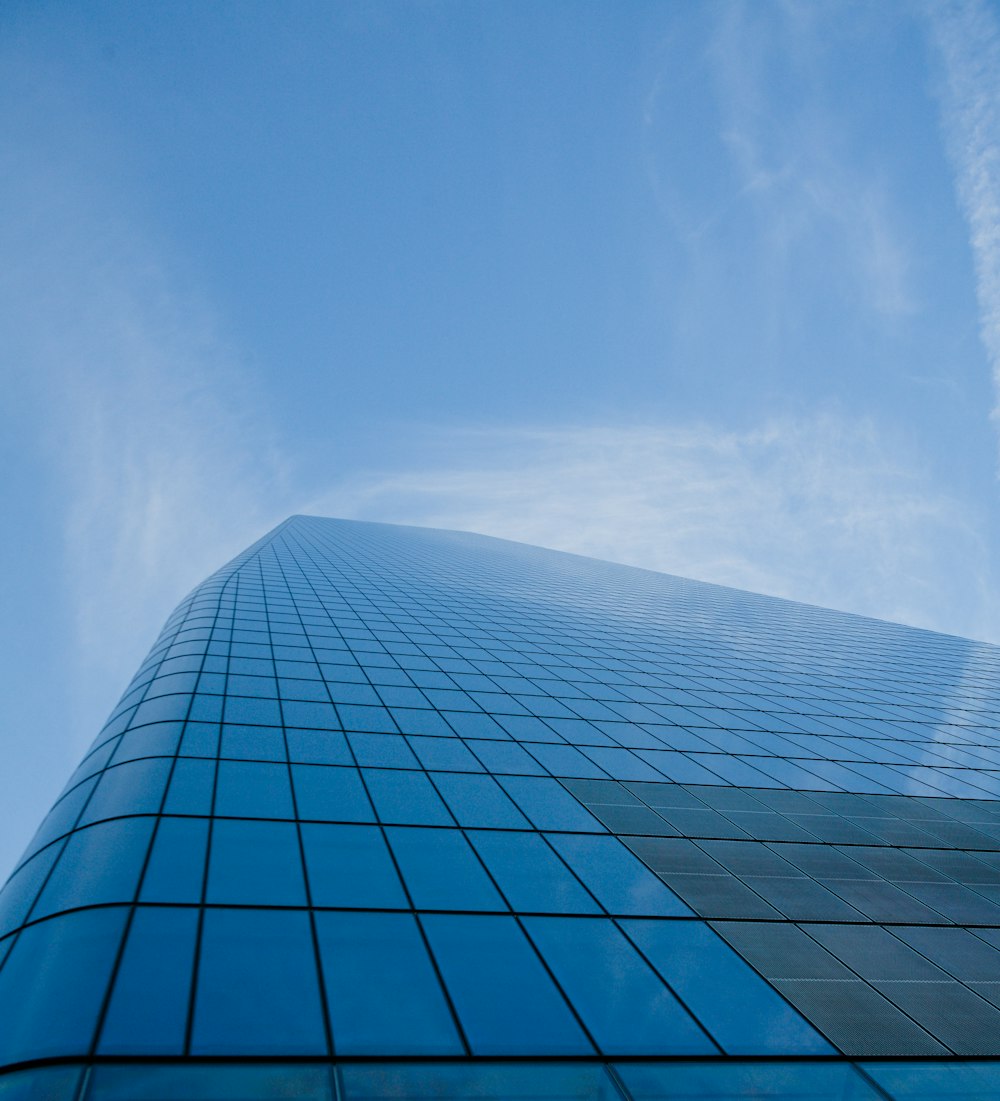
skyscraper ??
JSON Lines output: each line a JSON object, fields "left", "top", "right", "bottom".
{"left": 2, "top": 515, "right": 1000, "bottom": 1100}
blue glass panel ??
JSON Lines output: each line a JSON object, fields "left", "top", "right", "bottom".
{"left": 191, "top": 908, "right": 326, "bottom": 1055}
{"left": 110, "top": 722, "right": 183, "bottom": 764}
{"left": 546, "top": 834, "right": 691, "bottom": 916}
{"left": 140, "top": 817, "right": 209, "bottom": 902}
{"left": 59, "top": 743, "right": 116, "bottom": 796}
{"left": 0, "top": 907, "right": 128, "bottom": 1063}
{"left": 20, "top": 777, "right": 98, "bottom": 857}
{"left": 387, "top": 828, "right": 505, "bottom": 911}
{"left": 617, "top": 1061, "right": 882, "bottom": 1099}
{"left": 79, "top": 757, "right": 172, "bottom": 824}
{"left": 340, "top": 1063, "right": 619, "bottom": 1101}
{"left": 33, "top": 818, "right": 154, "bottom": 918}
{"left": 220, "top": 724, "right": 286, "bottom": 761}
{"left": 214, "top": 760, "right": 294, "bottom": 818}
{"left": 180, "top": 721, "right": 219, "bottom": 758}
{"left": 527, "top": 743, "right": 609, "bottom": 778}
{"left": 524, "top": 917, "right": 716, "bottom": 1055}
{"left": 364, "top": 770, "right": 453, "bottom": 825}
{"left": 349, "top": 732, "right": 419, "bottom": 768}
{"left": 430, "top": 772, "right": 530, "bottom": 827}
{"left": 621, "top": 919, "right": 833, "bottom": 1055}
{"left": 863, "top": 1062, "right": 1000, "bottom": 1099}
{"left": 131, "top": 695, "right": 190, "bottom": 726}
{"left": 327, "top": 683, "right": 382, "bottom": 706}
{"left": 99, "top": 907, "right": 198, "bottom": 1054}
{"left": 88, "top": 1064, "right": 333, "bottom": 1100}
{"left": 442, "top": 713, "right": 510, "bottom": 740}
{"left": 302, "top": 823, "right": 407, "bottom": 908}
{"left": 421, "top": 914, "right": 592, "bottom": 1055}
{"left": 0, "top": 1065, "right": 84, "bottom": 1101}
{"left": 146, "top": 671, "right": 200, "bottom": 697}
{"left": 316, "top": 912, "right": 462, "bottom": 1055}
{"left": 292, "top": 764, "right": 375, "bottom": 822}
{"left": 497, "top": 777, "right": 602, "bottom": 830}
{"left": 283, "top": 701, "right": 341, "bottom": 729}
{"left": 407, "top": 737, "right": 484, "bottom": 772}
{"left": 338, "top": 704, "right": 396, "bottom": 733}
{"left": 389, "top": 708, "right": 455, "bottom": 736}
{"left": 0, "top": 841, "right": 66, "bottom": 938}
{"left": 286, "top": 728, "right": 352, "bottom": 765}
{"left": 163, "top": 757, "right": 216, "bottom": 815}
{"left": 207, "top": 819, "right": 306, "bottom": 905}
{"left": 469, "top": 831, "right": 600, "bottom": 914}
{"left": 223, "top": 696, "right": 281, "bottom": 726}
{"left": 467, "top": 740, "right": 547, "bottom": 775}
{"left": 187, "top": 694, "right": 223, "bottom": 723}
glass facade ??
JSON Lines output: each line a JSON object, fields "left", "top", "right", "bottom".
{"left": 3, "top": 515, "right": 1000, "bottom": 1097}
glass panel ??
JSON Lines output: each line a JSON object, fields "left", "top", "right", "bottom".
{"left": 387, "top": 828, "right": 505, "bottom": 911}
{"left": 79, "top": 757, "right": 172, "bottom": 824}
{"left": 406, "top": 737, "right": 483, "bottom": 772}
{"left": 214, "top": 761, "right": 294, "bottom": 818}
{"left": 497, "top": 777, "right": 602, "bottom": 831}
{"left": 468, "top": 831, "right": 600, "bottom": 914}
{"left": 286, "top": 728, "right": 353, "bottom": 765}
{"left": 467, "top": 740, "right": 547, "bottom": 776}
{"left": 292, "top": 765, "right": 375, "bottom": 822}
{"left": 111, "top": 722, "right": 183, "bottom": 764}
{"left": 20, "top": 777, "right": 97, "bottom": 857}
{"left": 33, "top": 818, "right": 155, "bottom": 918}
{"left": 545, "top": 834, "right": 691, "bottom": 916}
{"left": 220, "top": 724, "right": 286, "bottom": 762}
{"left": 364, "top": 770, "right": 453, "bottom": 826}
{"left": 163, "top": 758, "right": 216, "bottom": 815}
{"left": 0, "top": 842, "right": 66, "bottom": 938}
{"left": 524, "top": 916, "right": 715, "bottom": 1055}
{"left": 180, "top": 721, "right": 219, "bottom": 758}
{"left": 316, "top": 911, "right": 462, "bottom": 1055}
{"left": 340, "top": 1062, "right": 619, "bottom": 1101}
{"left": 302, "top": 823, "right": 407, "bottom": 908}
{"left": 420, "top": 913, "right": 592, "bottom": 1055}
{"left": 617, "top": 1061, "right": 882, "bottom": 1099}
{"left": 0, "top": 1065, "right": 84, "bottom": 1101}
{"left": 191, "top": 908, "right": 327, "bottom": 1055}
{"left": 349, "top": 733, "right": 419, "bottom": 768}
{"left": 862, "top": 1062, "right": 1000, "bottom": 1100}
{"left": 140, "top": 817, "right": 209, "bottom": 903}
{"left": 620, "top": 918, "right": 833, "bottom": 1055}
{"left": 206, "top": 819, "right": 306, "bottom": 906}
{"left": 223, "top": 695, "right": 281, "bottom": 726}
{"left": 0, "top": 907, "right": 128, "bottom": 1063}
{"left": 431, "top": 772, "right": 530, "bottom": 828}
{"left": 87, "top": 1064, "right": 333, "bottom": 1101}
{"left": 99, "top": 907, "right": 198, "bottom": 1054}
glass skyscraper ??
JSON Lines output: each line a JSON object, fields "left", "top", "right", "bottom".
{"left": 2, "top": 515, "right": 1000, "bottom": 1100}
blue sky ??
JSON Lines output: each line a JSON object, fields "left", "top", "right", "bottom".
{"left": 2, "top": 0, "right": 1000, "bottom": 878}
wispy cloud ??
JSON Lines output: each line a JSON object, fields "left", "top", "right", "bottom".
{"left": 310, "top": 416, "right": 1000, "bottom": 644}
{"left": 926, "top": 0, "right": 1000, "bottom": 429}
{"left": 0, "top": 135, "right": 290, "bottom": 745}
{"left": 643, "top": 0, "right": 915, "bottom": 323}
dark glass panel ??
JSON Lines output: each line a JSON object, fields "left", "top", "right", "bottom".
{"left": 99, "top": 906, "right": 198, "bottom": 1054}
{"left": 316, "top": 911, "right": 462, "bottom": 1055}
{"left": 421, "top": 914, "right": 592, "bottom": 1055}
{"left": 191, "top": 908, "right": 326, "bottom": 1055}
{"left": 524, "top": 916, "right": 715, "bottom": 1055}
{"left": 0, "top": 907, "right": 128, "bottom": 1063}
{"left": 302, "top": 823, "right": 407, "bottom": 908}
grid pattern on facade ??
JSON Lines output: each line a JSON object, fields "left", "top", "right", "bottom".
{"left": 3, "top": 516, "right": 1000, "bottom": 1092}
